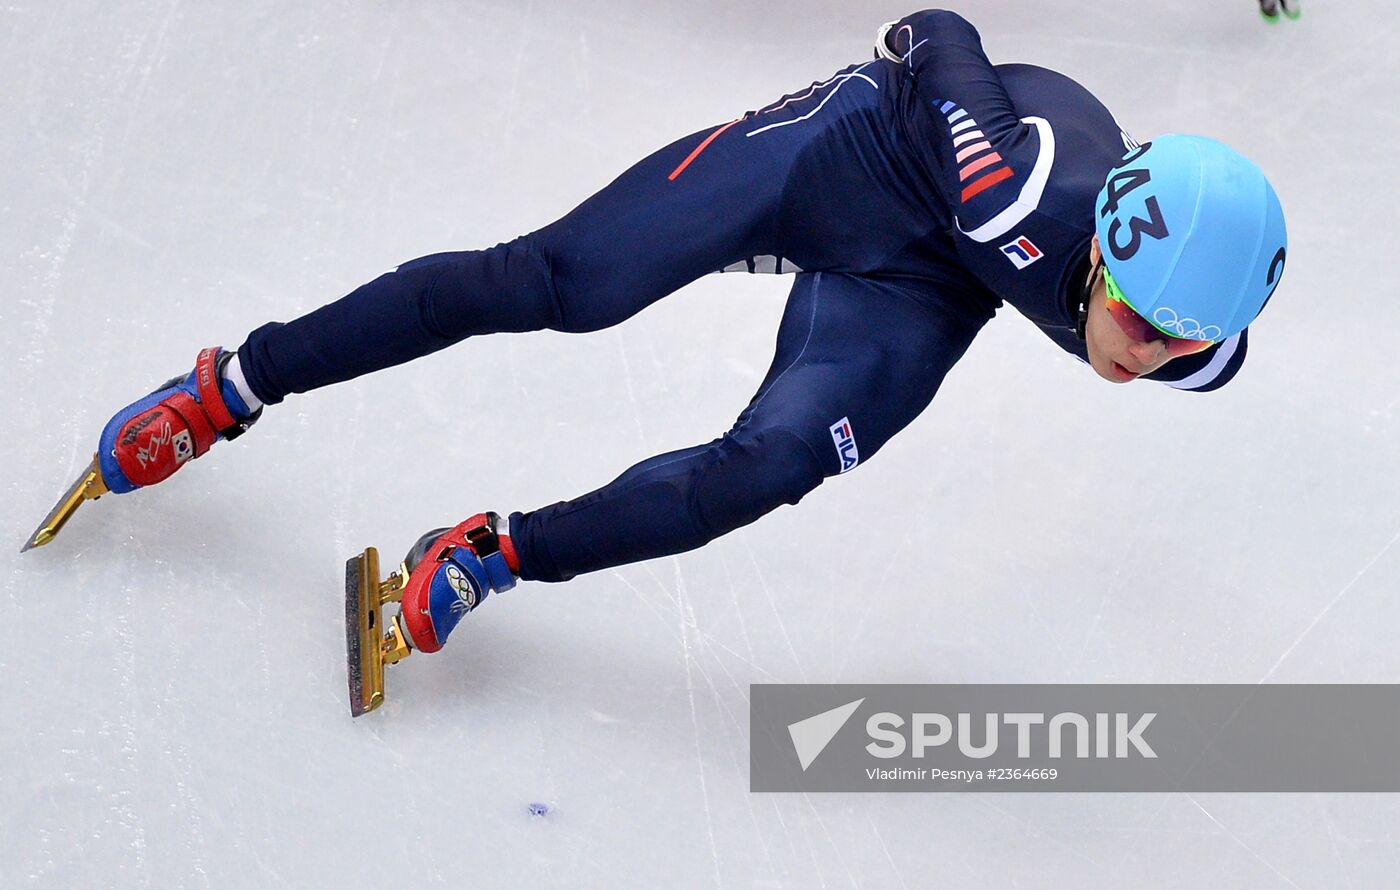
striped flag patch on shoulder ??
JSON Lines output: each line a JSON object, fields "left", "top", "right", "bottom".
{"left": 936, "top": 99, "right": 1015, "bottom": 203}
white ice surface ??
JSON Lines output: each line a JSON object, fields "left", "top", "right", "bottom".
{"left": 4, "top": 1, "right": 1399, "bottom": 887}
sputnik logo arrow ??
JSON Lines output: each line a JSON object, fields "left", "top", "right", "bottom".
{"left": 787, "top": 698, "right": 864, "bottom": 771}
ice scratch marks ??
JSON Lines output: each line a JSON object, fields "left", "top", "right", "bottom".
{"left": 606, "top": 562, "right": 781, "bottom": 680}
{"left": 796, "top": 792, "right": 857, "bottom": 889}
{"left": 673, "top": 559, "right": 724, "bottom": 888}
{"left": 867, "top": 812, "right": 912, "bottom": 890}
{"left": 1319, "top": 802, "right": 1359, "bottom": 890}
{"left": 1259, "top": 523, "right": 1400, "bottom": 683}
{"left": 718, "top": 546, "right": 757, "bottom": 676}
{"left": 741, "top": 537, "right": 807, "bottom": 683}
{"left": 107, "top": 0, "right": 182, "bottom": 181}
{"left": 610, "top": 545, "right": 789, "bottom": 885}
{"left": 966, "top": 794, "right": 1099, "bottom": 870}
{"left": 613, "top": 328, "right": 649, "bottom": 448}
{"left": 677, "top": 555, "right": 766, "bottom": 882}
{"left": 24, "top": 0, "right": 181, "bottom": 367}
{"left": 163, "top": 721, "right": 212, "bottom": 887}
{"left": 33, "top": 177, "right": 154, "bottom": 250}
{"left": 497, "top": 0, "right": 535, "bottom": 155}
{"left": 833, "top": 524, "right": 913, "bottom": 675}
{"left": 1187, "top": 796, "right": 1305, "bottom": 890}
{"left": 109, "top": 551, "right": 149, "bottom": 879}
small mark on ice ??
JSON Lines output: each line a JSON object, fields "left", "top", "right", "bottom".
{"left": 527, "top": 802, "right": 550, "bottom": 817}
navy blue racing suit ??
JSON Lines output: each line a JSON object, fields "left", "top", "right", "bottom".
{"left": 235, "top": 10, "right": 1248, "bottom": 582}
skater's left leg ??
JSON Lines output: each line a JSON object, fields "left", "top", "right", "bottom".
{"left": 390, "top": 271, "right": 991, "bottom": 656}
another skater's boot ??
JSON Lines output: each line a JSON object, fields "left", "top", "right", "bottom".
{"left": 98, "top": 347, "right": 261, "bottom": 494}
{"left": 397, "top": 512, "right": 519, "bottom": 653}
{"left": 1259, "top": 0, "right": 1300, "bottom": 22}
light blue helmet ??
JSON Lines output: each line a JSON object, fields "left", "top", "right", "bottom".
{"left": 1094, "top": 134, "right": 1287, "bottom": 341}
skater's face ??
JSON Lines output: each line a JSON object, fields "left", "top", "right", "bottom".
{"left": 1082, "top": 236, "right": 1210, "bottom": 384}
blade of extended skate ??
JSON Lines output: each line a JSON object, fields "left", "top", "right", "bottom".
{"left": 345, "top": 548, "right": 386, "bottom": 717}
{"left": 22, "top": 455, "right": 109, "bottom": 552}
{"left": 345, "top": 554, "right": 364, "bottom": 715}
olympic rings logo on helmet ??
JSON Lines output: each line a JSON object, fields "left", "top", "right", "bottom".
{"left": 1151, "top": 307, "right": 1221, "bottom": 342}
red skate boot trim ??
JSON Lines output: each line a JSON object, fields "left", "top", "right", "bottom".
{"left": 498, "top": 527, "right": 520, "bottom": 575}
{"left": 397, "top": 514, "right": 513, "bottom": 653}
{"left": 461, "top": 513, "right": 492, "bottom": 544}
{"left": 420, "top": 514, "right": 499, "bottom": 561}
{"left": 112, "top": 391, "right": 219, "bottom": 488}
{"left": 429, "top": 513, "right": 490, "bottom": 551}
{"left": 194, "top": 346, "right": 239, "bottom": 434}
{"left": 399, "top": 552, "right": 445, "bottom": 654}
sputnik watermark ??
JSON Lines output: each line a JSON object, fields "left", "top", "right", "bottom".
{"left": 751, "top": 685, "right": 1400, "bottom": 792}
{"left": 787, "top": 700, "right": 1155, "bottom": 772}
{"left": 864, "top": 710, "right": 1156, "bottom": 759}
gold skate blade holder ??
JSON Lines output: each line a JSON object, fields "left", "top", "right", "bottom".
{"left": 346, "top": 547, "right": 411, "bottom": 717}
{"left": 22, "top": 454, "right": 109, "bottom": 552}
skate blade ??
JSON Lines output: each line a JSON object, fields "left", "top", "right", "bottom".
{"left": 346, "top": 547, "right": 410, "bottom": 717}
{"left": 21, "top": 454, "right": 110, "bottom": 552}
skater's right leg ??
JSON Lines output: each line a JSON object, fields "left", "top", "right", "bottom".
{"left": 91, "top": 112, "right": 792, "bottom": 502}
{"left": 232, "top": 108, "right": 798, "bottom": 407}
{"left": 85, "top": 57, "right": 908, "bottom": 524}
{"left": 234, "top": 240, "right": 565, "bottom": 406}
{"left": 233, "top": 56, "right": 920, "bottom": 406}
